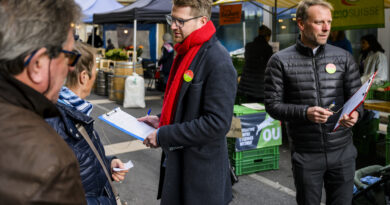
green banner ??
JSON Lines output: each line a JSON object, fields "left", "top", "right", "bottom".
{"left": 257, "top": 115, "right": 282, "bottom": 148}
{"left": 329, "top": 0, "right": 384, "bottom": 30}
{"left": 234, "top": 112, "right": 281, "bottom": 151}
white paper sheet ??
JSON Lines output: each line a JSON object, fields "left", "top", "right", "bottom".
{"left": 333, "top": 72, "right": 376, "bottom": 131}
{"left": 113, "top": 160, "right": 134, "bottom": 172}
{"left": 241, "top": 103, "right": 265, "bottom": 111}
{"left": 98, "top": 107, "right": 156, "bottom": 141}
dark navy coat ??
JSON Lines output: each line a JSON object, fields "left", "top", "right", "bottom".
{"left": 46, "top": 103, "right": 116, "bottom": 205}
{"left": 157, "top": 35, "right": 237, "bottom": 205}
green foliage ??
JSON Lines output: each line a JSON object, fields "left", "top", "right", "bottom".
{"left": 232, "top": 55, "right": 245, "bottom": 76}
{"left": 105, "top": 48, "right": 128, "bottom": 61}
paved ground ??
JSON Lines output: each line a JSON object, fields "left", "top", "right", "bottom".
{"left": 87, "top": 84, "right": 325, "bottom": 205}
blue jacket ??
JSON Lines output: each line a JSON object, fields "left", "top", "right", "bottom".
{"left": 46, "top": 103, "right": 116, "bottom": 205}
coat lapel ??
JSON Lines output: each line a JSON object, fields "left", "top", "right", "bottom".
{"left": 173, "top": 39, "right": 212, "bottom": 122}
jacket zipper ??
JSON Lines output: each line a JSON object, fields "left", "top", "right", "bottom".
{"left": 312, "top": 57, "right": 326, "bottom": 152}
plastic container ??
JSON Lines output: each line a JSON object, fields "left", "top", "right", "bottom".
{"left": 233, "top": 105, "right": 264, "bottom": 116}
{"left": 232, "top": 155, "right": 279, "bottom": 176}
{"left": 229, "top": 146, "right": 279, "bottom": 161}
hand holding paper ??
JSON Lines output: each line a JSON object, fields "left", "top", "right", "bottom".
{"left": 111, "top": 159, "right": 131, "bottom": 182}
{"left": 339, "top": 111, "right": 359, "bottom": 128}
{"left": 143, "top": 130, "right": 159, "bottom": 148}
{"left": 333, "top": 72, "right": 377, "bottom": 131}
{"left": 99, "top": 108, "right": 156, "bottom": 141}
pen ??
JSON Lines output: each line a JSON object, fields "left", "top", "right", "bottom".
{"left": 328, "top": 101, "right": 335, "bottom": 110}
{"left": 147, "top": 108, "right": 151, "bottom": 116}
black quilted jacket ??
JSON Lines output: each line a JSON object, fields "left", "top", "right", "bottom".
{"left": 238, "top": 35, "right": 273, "bottom": 101}
{"left": 264, "top": 38, "right": 363, "bottom": 153}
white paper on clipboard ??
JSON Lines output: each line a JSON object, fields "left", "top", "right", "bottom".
{"left": 98, "top": 107, "right": 156, "bottom": 141}
{"left": 333, "top": 72, "right": 377, "bottom": 131}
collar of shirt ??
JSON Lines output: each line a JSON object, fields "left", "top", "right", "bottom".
{"left": 313, "top": 46, "right": 320, "bottom": 55}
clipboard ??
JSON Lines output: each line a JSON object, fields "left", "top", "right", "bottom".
{"left": 98, "top": 107, "right": 156, "bottom": 141}
{"left": 333, "top": 72, "right": 377, "bottom": 131}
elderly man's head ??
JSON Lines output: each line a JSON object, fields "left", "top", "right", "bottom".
{"left": 0, "top": 0, "right": 81, "bottom": 102}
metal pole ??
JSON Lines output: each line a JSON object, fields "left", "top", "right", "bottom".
{"left": 92, "top": 26, "right": 95, "bottom": 47}
{"left": 272, "top": 0, "right": 277, "bottom": 41}
{"left": 156, "top": 23, "right": 159, "bottom": 65}
{"left": 133, "top": 19, "right": 137, "bottom": 72}
{"left": 242, "top": 21, "right": 246, "bottom": 47}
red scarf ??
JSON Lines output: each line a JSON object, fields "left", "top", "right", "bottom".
{"left": 159, "top": 21, "right": 216, "bottom": 127}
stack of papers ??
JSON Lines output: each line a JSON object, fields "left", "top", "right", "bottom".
{"left": 99, "top": 107, "right": 156, "bottom": 141}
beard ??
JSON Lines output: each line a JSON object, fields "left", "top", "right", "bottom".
{"left": 302, "top": 31, "right": 328, "bottom": 47}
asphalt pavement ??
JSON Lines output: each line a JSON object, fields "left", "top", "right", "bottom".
{"left": 87, "top": 83, "right": 326, "bottom": 205}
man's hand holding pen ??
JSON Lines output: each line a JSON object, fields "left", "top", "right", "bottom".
{"left": 307, "top": 106, "right": 333, "bottom": 123}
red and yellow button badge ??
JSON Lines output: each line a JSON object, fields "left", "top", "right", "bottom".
{"left": 325, "top": 63, "right": 336, "bottom": 74}
{"left": 183, "top": 70, "right": 194, "bottom": 82}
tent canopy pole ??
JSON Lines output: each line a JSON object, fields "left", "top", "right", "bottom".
{"left": 133, "top": 19, "right": 137, "bottom": 71}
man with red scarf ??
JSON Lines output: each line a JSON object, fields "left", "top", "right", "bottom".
{"left": 138, "top": 0, "right": 236, "bottom": 204}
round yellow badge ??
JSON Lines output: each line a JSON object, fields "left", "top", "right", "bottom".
{"left": 325, "top": 63, "right": 336, "bottom": 74}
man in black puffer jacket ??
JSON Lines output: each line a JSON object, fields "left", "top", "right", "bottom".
{"left": 265, "top": 0, "right": 363, "bottom": 204}
{"left": 238, "top": 25, "right": 273, "bottom": 103}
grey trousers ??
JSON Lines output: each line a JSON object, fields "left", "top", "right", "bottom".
{"left": 291, "top": 142, "right": 357, "bottom": 205}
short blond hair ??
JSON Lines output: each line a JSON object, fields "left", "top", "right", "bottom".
{"left": 66, "top": 42, "right": 96, "bottom": 87}
{"left": 173, "top": 0, "right": 212, "bottom": 19}
{"left": 296, "top": 0, "right": 333, "bottom": 21}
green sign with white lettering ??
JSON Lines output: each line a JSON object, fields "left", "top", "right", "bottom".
{"left": 329, "top": 0, "right": 384, "bottom": 30}
{"left": 258, "top": 115, "right": 282, "bottom": 148}
{"left": 235, "top": 113, "right": 282, "bottom": 151}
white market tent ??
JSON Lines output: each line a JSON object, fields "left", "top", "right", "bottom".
{"left": 75, "top": 0, "right": 123, "bottom": 23}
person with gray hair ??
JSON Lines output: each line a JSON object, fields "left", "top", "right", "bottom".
{"left": 265, "top": 0, "right": 362, "bottom": 204}
{"left": 0, "top": 0, "right": 86, "bottom": 204}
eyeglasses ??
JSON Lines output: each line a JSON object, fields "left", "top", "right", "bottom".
{"left": 23, "top": 49, "right": 81, "bottom": 67}
{"left": 165, "top": 14, "right": 203, "bottom": 28}
{"left": 61, "top": 49, "right": 81, "bottom": 67}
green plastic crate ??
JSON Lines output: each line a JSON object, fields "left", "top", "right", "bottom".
{"left": 376, "top": 139, "right": 390, "bottom": 165}
{"left": 387, "top": 139, "right": 390, "bottom": 165}
{"left": 366, "top": 89, "right": 375, "bottom": 100}
{"left": 232, "top": 155, "right": 279, "bottom": 176}
{"left": 387, "top": 115, "right": 390, "bottom": 135}
{"left": 353, "top": 132, "right": 377, "bottom": 157}
{"left": 233, "top": 105, "right": 264, "bottom": 116}
{"left": 229, "top": 146, "right": 279, "bottom": 161}
{"left": 353, "top": 118, "right": 380, "bottom": 138}
{"left": 373, "top": 90, "right": 390, "bottom": 101}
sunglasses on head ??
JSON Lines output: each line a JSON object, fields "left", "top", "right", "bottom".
{"left": 24, "top": 48, "right": 81, "bottom": 67}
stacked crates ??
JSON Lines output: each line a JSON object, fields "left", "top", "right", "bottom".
{"left": 385, "top": 116, "right": 390, "bottom": 165}
{"left": 366, "top": 82, "right": 390, "bottom": 100}
{"left": 353, "top": 112, "right": 380, "bottom": 157}
{"left": 228, "top": 105, "right": 280, "bottom": 176}
{"left": 373, "top": 82, "right": 390, "bottom": 101}
{"left": 374, "top": 115, "right": 390, "bottom": 165}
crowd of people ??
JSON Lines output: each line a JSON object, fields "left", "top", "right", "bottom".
{"left": 0, "top": 0, "right": 389, "bottom": 204}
